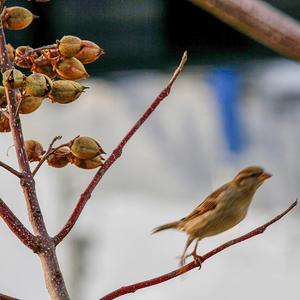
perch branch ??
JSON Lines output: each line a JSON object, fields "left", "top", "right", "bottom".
{"left": 0, "top": 198, "right": 36, "bottom": 251}
{"left": 188, "top": 0, "right": 300, "bottom": 62}
{"left": 0, "top": 160, "right": 22, "bottom": 178}
{"left": 53, "top": 51, "right": 188, "bottom": 246}
{"left": 99, "top": 200, "right": 297, "bottom": 300}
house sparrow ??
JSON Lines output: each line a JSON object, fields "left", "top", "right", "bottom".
{"left": 152, "top": 166, "right": 272, "bottom": 265}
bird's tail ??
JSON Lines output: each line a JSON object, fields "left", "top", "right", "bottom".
{"left": 152, "top": 221, "right": 180, "bottom": 234}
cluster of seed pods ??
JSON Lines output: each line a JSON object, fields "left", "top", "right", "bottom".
{"left": 1, "top": 6, "right": 106, "bottom": 170}
{"left": 25, "top": 136, "right": 106, "bottom": 169}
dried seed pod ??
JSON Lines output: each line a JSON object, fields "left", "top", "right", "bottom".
{"left": 25, "top": 73, "right": 53, "bottom": 97}
{"left": 32, "top": 55, "right": 56, "bottom": 78}
{"left": 75, "top": 40, "right": 104, "bottom": 64}
{"left": 6, "top": 43, "right": 15, "bottom": 62}
{"left": 4, "top": 6, "right": 38, "bottom": 30}
{"left": 47, "top": 146, "right": 70, "bottom": 168}
{"left": 24, "top": 139, "right": 44, "bottom": 162}
{"left": 72, "top": 155, "right": 104, "bottom": 169}
{"left": 19, "top": 95, "right": 43, "bottom": 114}
{"left": 15, "top": 45, "right": 34, "bottom": 68}
{"left": 57, "top": 35, "right": 82, "bottom": 58}
{"left": 2, "top": 69, "right": 25, "bottom": 89}
{"left": 70, "top": 136, "right": 105, "bottom": 160}
{"left": 49, "top": 80, "right": 87, "bottom": 104}
{"left": 0, "top": 112, "right": 10, "bottom": 132}
{"left": 54, "top": 57, "right": 88, "bottom": 80}
{"left": 0, "top": 86, "right": 7, "bottom": 108}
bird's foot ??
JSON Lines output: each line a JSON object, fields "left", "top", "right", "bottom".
{"left": 179, "top": 252, "right": 202, "bottom": 268}
{"left": 192, "top": 254, "right": 203, "bottom": 269}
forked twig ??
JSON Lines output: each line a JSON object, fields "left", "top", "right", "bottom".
{"left": 32, "top": 135, "right": 62, "bottom": 176}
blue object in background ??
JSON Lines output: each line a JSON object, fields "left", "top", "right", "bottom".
{"left": 210, "top": 67, "right": 243, "bottom": 154}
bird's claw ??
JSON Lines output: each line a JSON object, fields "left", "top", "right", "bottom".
{"left": 193, "top": 254, "right": 203, "bottom": 269}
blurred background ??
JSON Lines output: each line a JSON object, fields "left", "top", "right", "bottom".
{"left": 0, "top": 0, "right": 300, "bottom": 299}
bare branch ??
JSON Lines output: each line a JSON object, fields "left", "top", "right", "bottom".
{"left": 53, "top": 51, "right": 188, "bottom": 246}
{"left": 32, "top": 135, "right": 62, "bottom": 176}
{"left": 0, "top": 160, "right": 22, "bottom": 178}
{"left": 99, "top": 200, "right": 297, "bottom": 300}
{"left": 0, "top": 293, "right": 21, "bottom": 300}
{"left": 188, "top": 0, "right": 300, "bottom": 62}
{"left": 0, "top": 198, "right": 36, "bottom": 251}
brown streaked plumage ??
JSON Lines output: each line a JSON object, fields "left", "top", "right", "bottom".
{"left": 152, "top": 166, "right": 272, "bottom": 265}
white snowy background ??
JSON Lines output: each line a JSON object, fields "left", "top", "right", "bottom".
{"left": 0, "top": 59, "right": 300, "bottom": 299}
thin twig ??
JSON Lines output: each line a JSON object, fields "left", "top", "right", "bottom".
{"left": 188, "top": 0, "right": 300, "bottom": 62}
{"left": 53, "top": 51, "right": 188, "bottom": 246}
{"left": 32, "top": 135, "right": 62, "bottom": 176}
{"left": 0, "top": 160, "right": 22, "bottom": 177}
{"left": 0, "top": 198, "right": 37, "bottom": 251}
{"left": 99, "top": 200, "right": 297, "bottom": 300}
{"left": 13, "top": 43, "right": 57, "bottom": 66}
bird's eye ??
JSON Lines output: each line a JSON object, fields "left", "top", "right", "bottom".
{"left": 249, "top": 172, "right": 261, "bottom": 178}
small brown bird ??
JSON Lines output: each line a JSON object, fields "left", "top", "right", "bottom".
{"left": 152, "top": 166, "right": 272, "bottom": 265}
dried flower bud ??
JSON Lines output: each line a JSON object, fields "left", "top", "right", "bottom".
{"left": 25, "top": 73, "right": 53, "bottom": 97}
{"left": 49, "top": 80, "right": 87, "bottom": 104}
{"left": 70, "top": 136, "right": 105, "bottom": 160}
{"left": 47, "top": 146, "right": 70, "bottom": 168}
{"left": 15, "top": 45, "right": 34, "bottom": 68}
{"left": 19, "top": 95, "right": 43, "bottom": 114}
{"left": 54, "top": 57, "right": 88, "bottom": 80}
{"left": 6, "top": 43, "right": 15, "bottom": 62}
{"left": 0, "top": 112, "right": 10, "bottom": 132}
{"left": 75, "top": 40, "right": 104, "bottom": 64}
{"left": 32, "top": 55, "right": 56, "bottom": 78}
{"left": 25, "top": 139, "right": 44, "bottom": 162}
{"left": 4, "top": 7, "right": 38, "bottom": 30}
{"left": 72, "top": 155, "right": 104, "bottom": 169}
{"left": 57, "top": 35, "right": 82, "bottom": 58}
{"left": 2, "top": 69, "right": 25, "bottom": 89}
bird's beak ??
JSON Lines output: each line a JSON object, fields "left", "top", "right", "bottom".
{"left": 258, "top": 172, "right": 272, "bottom": 181}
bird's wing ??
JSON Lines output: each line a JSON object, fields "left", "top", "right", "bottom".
{"left": 182, "top": 183, "right": 229, "bottom": 222}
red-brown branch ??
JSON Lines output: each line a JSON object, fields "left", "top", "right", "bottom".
{"left": 0, "top": 293, "right": 21, "bottom": 300}
{"left": 53, "top": 51, "right": 188, "bottom": 246}
{"left": 0, "top": 160, "right": 22, "bottom": 178}
{"left": 188, "top": 0, "right": 300, "bottom": 62}
{"left": 0, "top": 198, "right": 36, "bottom": 251}
{"left": 100, "top": 200, "right": 297, "bottom": 300}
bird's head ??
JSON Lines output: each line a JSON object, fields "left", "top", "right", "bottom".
{"left": 233, "top": 166, "right": 272, "bottom": 191}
